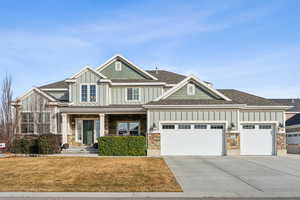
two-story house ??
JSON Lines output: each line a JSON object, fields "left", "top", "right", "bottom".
{"left": 12, "top": 55, "right": 290, "bottom": 156}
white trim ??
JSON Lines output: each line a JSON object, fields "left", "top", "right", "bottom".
{"left": 65, "top": 79, "right": 76, "bottom": 83}
{"left": 69, "top": 83, "right": 72, "bottom": 102}
{"left": 110, "top": 82, "right": 166, "bottom": 86}
{"left": 96, "top": 54, "right": 158, "bottom": 80}
{"left": 286, "top": 111, "right": 300, "bottom": 114}
{"left": 99, "top": 79, "right": 112, "bottom": 83}
{"left": 144, "top": 104, "right": 246, "bottom": 109}
{"left": 80, "top": 83, "right": 98, "bottom": 103}
{"left": 69, "top": 66, "right": 107, "bottom": 80}
{"left": 125, "top": 87, "right": 141, "bottom": 102}
{"left": 154, "top": 75, "right": 232, "bottom": 101}
{"left": 165, "top": 84, "right": 177, "bottom": 87}
{"left": 244, "top": 106, "right": 292, "bottom": 110}
{"left": 16, "top": 87, "right": 57, "bottom": 102}
{"left": 240, "top": 121, "right": 279, "bottom": 125}
{"left": 115, "top": 61, "right": 122, "bottom": 71}
{"left": 41, "top": 88, "right": 68, "bottom": 91}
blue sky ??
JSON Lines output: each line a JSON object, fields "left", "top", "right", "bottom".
{"left": 0, "top": 0, "right": 299, "bottom": 98}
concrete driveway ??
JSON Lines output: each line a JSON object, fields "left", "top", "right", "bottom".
{"left": 165, "top": 155, "right": 300, "bottom": 198}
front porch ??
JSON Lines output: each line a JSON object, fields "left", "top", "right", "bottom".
{"left": 61, "top": 113, "right": 147, "bottom": 146}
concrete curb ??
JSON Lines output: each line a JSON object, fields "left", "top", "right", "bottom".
{"left": 0, "top": 192, "right": 300, "bottom": 198}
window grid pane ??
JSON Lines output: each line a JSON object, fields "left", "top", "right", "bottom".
{"left": 90, "top": 85, "right": 96, "bottom": 102}
{"left": 81, "top": 85, "right": 88, "bottom": 102}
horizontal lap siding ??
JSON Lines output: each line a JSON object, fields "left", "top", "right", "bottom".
{"left": 148, "top": 109, "right": 238, "bottom": 131}
{"left": 240, "top": 110, "right": 284, "bottom": 125}
{"left": 111, "top": 86, "right": 163, "bottom": 104}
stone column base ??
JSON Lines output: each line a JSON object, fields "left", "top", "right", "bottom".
{"left": 276, "top": 133, "right": 287, "bottom": 156}
{"left": 147, "top": 133, "right": 161, "bottom": 157}
{"left": 225, "top": 132, "right": 240, "bottom": 156}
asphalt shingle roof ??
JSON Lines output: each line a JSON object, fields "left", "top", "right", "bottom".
{"left": 271, "top": 99, "right": 300, "bottom": 112}
{"left": 39, "top": 80, "right": 68, "bottom": 89}
{"left": 146, "top": 70, "right": 186, "bottom": 84}
{"left": 147, "top": 89, "right": 282, "bottom": 106}
{"left": 286, "top": 114, "right": 300, "bottom": 126}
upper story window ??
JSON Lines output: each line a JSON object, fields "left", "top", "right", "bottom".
{"left": 115, "top": 61, "right": 122, "bottom": 71}
{"left": 81, "top": 84, "right": 97, "bottom": 102}
{"left": 187, "top": 83, "right": 195, "bottom": 95}
{"left": 126, "top": 88, "right": 140, "bottom": 101}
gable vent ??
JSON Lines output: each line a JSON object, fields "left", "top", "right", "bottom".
{"left": 115, "top": 61, "right": 122, "bottom": 71}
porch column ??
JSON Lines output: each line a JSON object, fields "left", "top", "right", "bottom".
{"left": 62, "top": 113, "right": 68, "bottom": 144}
{"left": 99, "top": 113, "right": 105, "bottom": 137}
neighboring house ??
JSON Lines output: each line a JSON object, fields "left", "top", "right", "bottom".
{"left": 271, "top": 99, "right": 300, "bottom": 145}
{"left": 12, "top": 55, "right": 290, "bottom": 156}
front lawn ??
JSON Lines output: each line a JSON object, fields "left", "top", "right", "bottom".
{"left": 0, "top": 157, "right": 181, "bottom": 192}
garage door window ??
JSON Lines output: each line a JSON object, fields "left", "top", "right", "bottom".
{"left": 162, "top": 125, "right": 175, "bottom": 129}
{"left": 211, "top": 125, "right": 223, "bottom": 129}
{"left": 259, "top": 125, "right": 272, "bottom": 129}
{"left": 178, "top": 124, "right": 191, "bottom": 129}
{"left": 243, "top": 125, "right": 255, "bottom": 129}
{"left": 194, "top": 124, "right": 207, "bottom": 129}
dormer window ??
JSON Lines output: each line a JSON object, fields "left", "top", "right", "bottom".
{"left": 187, "top": 83, "right": 195, "bottom": 95}
{"left": 115, "top": 61, "right": 122, "bottom": 71}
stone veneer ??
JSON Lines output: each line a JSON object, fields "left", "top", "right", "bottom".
{"left": 147, "top": 132, "right": 161, "bottom": 156}
{"left": 276, "top": 133, "right": 287, "bottom": 155}
{"left": 225, "top": 132, "right": 240, "bottom": 155}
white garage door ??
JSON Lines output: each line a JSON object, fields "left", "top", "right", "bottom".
{"left": 160, "top": 123, "right": 225, "bottom": 156}
{"left": 240, "top": 124, "right": 275, "bottom": 155}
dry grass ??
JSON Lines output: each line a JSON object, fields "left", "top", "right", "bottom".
{"left": 0, "top": 157, "right": 181, "bottom": 192}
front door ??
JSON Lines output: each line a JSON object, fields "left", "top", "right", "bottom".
{"left": 83, "top": 120, "right": 94, "bottom": 145}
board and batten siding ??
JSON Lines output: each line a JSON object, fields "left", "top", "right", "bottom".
{"left": 148, "top": 109, "right": 238, "bottom": 131}
{"left": 70, "top": 70, "right": 108, "bottom": 106}
{"left": 20, "top": 91, "right": 57, "bottom": 134}
{"left": 110, "top": 86, "right": 163, "bottom": 104}
{"left": 240, "top": 110, "right": 285, "bottom": 125}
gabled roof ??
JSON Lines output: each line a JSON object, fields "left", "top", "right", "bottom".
{"left": 17, "top": 87, "right": 57, "bottom": 102}
{"left": 155, "top": 75, "right": 232, "bottom": 101}
{"left": 286, "top": 114, "right": 300, "bottom": 126}
{"left": 96, "top": 54, "right": 158, "bottom": 80}
{"left": 39, "top": 80, "right": 68, "bottom": 89}
{"left": 220, "top": 90, "right": 281, "bottom": 106}
{"left": 146, "top": 70, "right": 186, "bottom": 84}
{"left": 67, "top": 66, "right": 107, "bottom": 80}
{"left": 271, "top": 99, "right": 300, "bottom": 112}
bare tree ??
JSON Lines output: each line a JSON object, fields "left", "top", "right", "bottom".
{"left": 0, "top": 74, "right": 14, "bottom": 149}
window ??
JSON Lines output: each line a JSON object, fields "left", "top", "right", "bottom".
{"left": 90, "top": 85, "right": 96, "bottom": 102}
{"left": 243, "top": 125, "right": 255, "bottom": 129}
{"left": 178, "top": 124, "right": 191, "bottom": 129}
{"left": 162, "top": 125, "right": 175, "bottom": 129}
{"left": 211, "top": 125, "right": 224, "bottom": 129}
{"left": 81, "top": 84, "right": 97, "bottom": 102}
{"left": 81, "top": 85, "right": 88, "bottom": 102}
{"left": 117, "top": 122, "right": 140, "bottom": 136}
{"left": 187, "top": 83, "right": 195, "bottom": 95}
{"left": 115, "top": 61, "right": 122, "bottom": 71}
{"left": 21, "top": 112, "right": 34, "bottom": 133}
{"left": 127, "top": 88, "right": 140, "bottom": 101}
{"left": 194, "top": 124, "right": 207, "bottom": 129}
{"left": 259, "top": 125, "right": 272, "bottom": 129}
{"left": 37, "top": 112, "right": 50, "bottom": 134}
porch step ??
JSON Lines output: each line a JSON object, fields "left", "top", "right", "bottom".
{"left": 62, "top": 146, "right": 98, "bottom": 154}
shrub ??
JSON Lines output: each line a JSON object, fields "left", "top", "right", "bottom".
{"left": 12, "top": 138, "right": 38, "bottom": 154}
{"left": 37, "top": 134, "right": 61, "bottom": 154}
{"left": 98, "top": 136, "right": 146, "bottom": 156}
{"left": 11, "top": 134, "right": 61, "bottom": 154}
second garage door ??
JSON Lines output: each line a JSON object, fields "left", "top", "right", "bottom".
{"left": 160, "top": 123, "right": 225, "bottom": 156}
{"left": 240, "top": 124, "right": 275, "bottom": 155}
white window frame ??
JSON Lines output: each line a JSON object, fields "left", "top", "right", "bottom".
{"left": 187, "top": 83, "right": 195, "bottom": 96}
{"left": 115, "top": 61, "right": 122, "bottom": 71}
{"left": 80, "top": 84, "right": 98, "bottom": 103}
{"left": 20, "top": 111, "right": 51, "bottom": 134}
{"left": 116, "top": 121, "right": 140, "bottom": 136}
{"left": 125, "top": 87, "right": 141, "bottom": 102}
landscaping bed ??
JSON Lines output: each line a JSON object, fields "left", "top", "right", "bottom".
{"left": 0, "top": 157, "right": 181, "bottom": 192}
